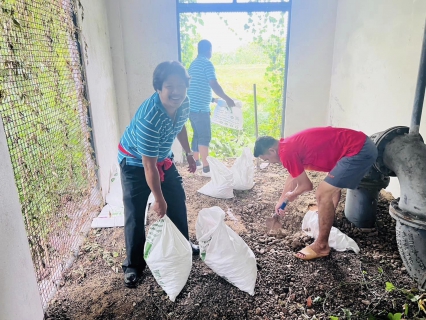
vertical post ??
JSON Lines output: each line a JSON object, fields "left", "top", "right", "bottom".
{"left": 176, "top": 0, "right": 182, "bottom": 62}
{"left": 254, "top": 83, "right": 258, "bottom": 139}
{"left": 410, "top": 19, "right": 426, "bottom": 135}
{"left": 254, "top": 84, "right": 259, "bottom": 168}
{"left": 281, "top": 7, "right": 292, "bottom": 138}
{"left": 0, "top": 118, "right": 44, "bottom": 319}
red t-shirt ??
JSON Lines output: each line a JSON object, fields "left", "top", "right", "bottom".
{"left": 279, "top": 127, "right": 367, "bottom": 177}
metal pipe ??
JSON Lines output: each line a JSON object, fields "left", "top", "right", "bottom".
{"left": 281, "top": 6, "right": 292, "bottom": 138}
{"left": 383, "top": 134, "right": 426, "bottom": 214}
{"left": 254, "top": 84, "right": 258, "bottom": 139}
{"left": 254, "top": 84, "right": 259, "bottom": 168}
{"left": 410, "top": 19, "right": 426, "bottom": 135}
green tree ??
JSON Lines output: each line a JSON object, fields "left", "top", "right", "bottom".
{"left": 179, "top": 10, "right": 288, "bottom": 157}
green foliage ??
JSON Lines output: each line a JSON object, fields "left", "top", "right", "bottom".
{"left": 313, "top": 296, "right": 322, "bottom": 304}
{"left": 386, "top": 282, "right": 396, "bottom": 292}
{"left": 0, "top": 0, "right": 97, "bottom": 272}
{"left": 180, "top": 11, "right": 288, "bottom": 157}
{"left": 179, "top": 8, "right": 202, "bottom": 68}
{"left": 210, "top": 42, "right": 268, "bottom": 65}
{"left": 329, "top": 316, "right": 339, "bottom": 320}
{"left": 342, "top": 308, "right": 352, "bottom": 319}
{"left": 387, "top": 312, "right": 402, "bottom": 320}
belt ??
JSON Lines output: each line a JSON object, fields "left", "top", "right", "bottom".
{"left": 118, "top": 143, "right": 172, "bottom": 182}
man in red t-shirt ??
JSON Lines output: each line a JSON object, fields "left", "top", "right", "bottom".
{"left": 254, "top": 127, "right": 378, "bottom": 260}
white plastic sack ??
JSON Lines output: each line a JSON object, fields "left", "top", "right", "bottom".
{"left": 144, "top": 216, "right": 192, "bottom": 301}
{"left": 91, "top": 204, "right": 124, "bottom": 228}
{"left": 302, "top": 210, "right": 360, "bottom": 253}
{"left": 105, "top": 164, "right": 123, "bottom": 207}
{"left": 211, "top": 99, "right": 243, "bottom": 130}
{"left": 231, "top": 147, "right": 255, "bottom": 190}
{"left": 198, "top": 156, "right": 234, "bottom": 199}
{"left": 196, "top": 206, "right": 257, "bottom": 295}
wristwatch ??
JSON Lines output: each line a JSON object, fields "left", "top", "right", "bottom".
{"left": 185, "top": 151, "right": 194, "bottom": 157}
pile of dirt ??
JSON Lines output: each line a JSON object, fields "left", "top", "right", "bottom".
{"left": 45, "top": 160, "right": 422, "bottom": 320}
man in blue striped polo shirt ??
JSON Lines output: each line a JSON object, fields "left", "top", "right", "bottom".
{"left": 118, "top": 61, "right": 198, "bottom": 288}
{"left": 187, "top": 39, "right": 235, "bottom": 177}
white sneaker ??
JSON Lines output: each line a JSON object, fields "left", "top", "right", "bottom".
{"left": 201, "top": 170, "right": 211, "bottom": 178}
{"left": 195, "top": 160, "right": 203, "bottom": 170}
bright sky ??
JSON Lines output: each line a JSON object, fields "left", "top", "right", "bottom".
{"left": 195, "top": 11, "right": 287, "bottom": 53}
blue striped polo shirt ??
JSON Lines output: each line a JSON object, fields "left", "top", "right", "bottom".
{"left": 118, "top": 92, "right": 190, "bottom": 167}
{"left": 187, "top": 56, "right": 216, "bottom": 112}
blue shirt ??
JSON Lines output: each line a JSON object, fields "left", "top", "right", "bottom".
{"left": 187, "top": 56, "right": 216, "bottom": 112}
{"left": 118, "top": 93, "right": 190, "bottom": 167}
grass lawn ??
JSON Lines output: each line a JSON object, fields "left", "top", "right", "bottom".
{"left": 215, "top": 64, "right": 268, "bottom": 102}
{"left": 187, "top": 63, "right": 282, "bottom": 157}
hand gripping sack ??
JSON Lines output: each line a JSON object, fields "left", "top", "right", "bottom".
{"left": 231, "top": 147, "right": 255, "bottom": 190}
{"left": 197, "top": 156, "right": 234, "bottom": 199}
{"left": 196, "top": 206, "right": 257, "bottom": 295}
{"left": 302, "top": 210, "right": 360, "bottom": 253}
{"left": 144, "top": 216, "right": 192, "bottom": 301}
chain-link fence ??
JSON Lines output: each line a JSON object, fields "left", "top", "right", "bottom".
{"left": 0, "top": 0, "right": 102, "bottom": 308}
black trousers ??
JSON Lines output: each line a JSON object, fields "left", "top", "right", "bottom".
{"left": 120, "top": 159, "right": 189, "bottom": 274}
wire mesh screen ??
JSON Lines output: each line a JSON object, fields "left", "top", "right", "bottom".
{"left": 0, "top": 0, "right": 102, "bottom": 308}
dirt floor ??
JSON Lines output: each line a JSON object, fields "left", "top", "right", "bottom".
{"left": 46, "top": 160, "right": 424, "bottom": 320}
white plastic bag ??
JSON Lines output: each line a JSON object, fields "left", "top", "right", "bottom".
{"left": 302, "top": 210, "right": 360, "bottom": 253}
{"left": 144, "top": 216, "right": 192, "bottom": 302}
{"left": 91, "top": 204, "right": 124, "bottom": 228}
{"left": 231, "top": 147, "right": 255, "bottom": 190}
{"left": 105, "top": 164, "right": 123, "bottom": 207}
{"left": 211, "top": 99, "right": 243, "bottom": 130}
{"left": 196, "top": 206, "right": 257, "bottom": 295}
{"left": 198, "top": 156, "right": 234, "bottom": 199}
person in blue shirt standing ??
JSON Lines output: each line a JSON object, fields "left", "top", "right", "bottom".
{"left": 118, "top": 61, "right": 199, "bottom": 288}
{"left": 187, "top": 40, "right": 235, "bottom": 177}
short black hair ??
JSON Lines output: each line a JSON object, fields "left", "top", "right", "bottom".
{"left": 152, "top": 61, "right": 190, "bottom": 91}
{"left": 253, "top": 136, "right": 278, "bottom": 157}
{"left": 198, "top": 39, "right": 212, "bottom": 56}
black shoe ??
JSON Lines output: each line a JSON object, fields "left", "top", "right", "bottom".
{"left": 124, "top": 267, "right": 140, "bottom": 288}
{"left": 190, "top": 242, "right": 200, "bottom": 256}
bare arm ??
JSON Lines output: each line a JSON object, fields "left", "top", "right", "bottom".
{"left": 176, "top": 125, "right": 196, "bottom": 173}
{"left": 209, "top": 79, "right": 235, "bottom": 107}
{"left": 275, "top": 171, "right": 313, "bottom": 214}
{"left": 176, "top": 125, "right": 191, "bottom": 154}
{"left": 143, "top": 155, "right": 167, "bottom": 217}
{"left": 286, "top": 171, "right": 313, "bottom": 201}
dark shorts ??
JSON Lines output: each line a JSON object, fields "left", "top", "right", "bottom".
{"left": 189, "top": 111, "right": 211, "bottom": 151}
{"left": 324, "top": 137, "right": 378, "bottom": 189}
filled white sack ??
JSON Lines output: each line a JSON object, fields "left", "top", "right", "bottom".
{"left": 198, "top": 156, "right": 234, "bottom": 199}
{"left": 231, "top": 147, "right": 255, "bottom": 190}
{"left": 144, "top": 216, "right": 192, "bottom": 301}
{"left": 302, "top": 210, "right": 360, "bottom": 253}
{"left": 196, "top": 206, "right": 257, "bottom": 295}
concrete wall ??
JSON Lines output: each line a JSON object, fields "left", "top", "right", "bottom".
{"left": 78, "top": 0, "right": 426, "bottom": 197}
{"left": 77, "top": 1, "right": 121, "bottom": 198}
{"left": 284, "top": 0, "right": 338, "bottom": 136}
{"left": 105, "top": 0, "right": 183, "bottom": 162}
{"left": 0, "top": 119, "right": 43, "bottom": 320}
{"left": 329, "top": 0, "right": 426, "bottom": 196}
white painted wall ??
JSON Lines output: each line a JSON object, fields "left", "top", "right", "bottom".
{"left": 76, "top": 1, "right": 121, "bottom": 198}
{"left": 0, "top": 119, "right": 43, "bottom": 320}
{"left": 284, "top": 0, "right": 338, "bottom": 136}
{"left": 77, "top": 0, "right": 426, "bottom": 198}
{"left": 105, "top": 0, "right": 183, "bottom": 162}
{"left": 329, "top": 0, "right": 426, "bottom": 196}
